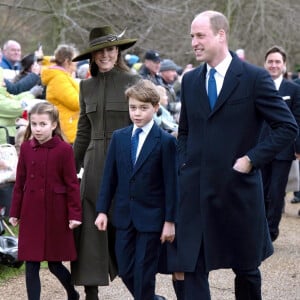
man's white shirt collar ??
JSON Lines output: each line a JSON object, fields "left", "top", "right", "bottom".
{"left": 273, "top": 75, "right": 283, "bottom": 91}
{"left": 206, "top": 52, "right": 232, "bottom": 95}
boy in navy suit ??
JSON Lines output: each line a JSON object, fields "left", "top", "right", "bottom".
{"left": 95, "top": 79, "right": 178, "bottom": 300}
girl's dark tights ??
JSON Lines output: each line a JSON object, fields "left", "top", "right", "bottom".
{"left": 26, "top": 261, "right": 78, "bottom": 300}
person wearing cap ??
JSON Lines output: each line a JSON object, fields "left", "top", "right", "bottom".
{"left": 139, "top": 50, "right": 163, "bottom": 86}
{"left": 71, "top": 26, "right": 141, "bottom": 299}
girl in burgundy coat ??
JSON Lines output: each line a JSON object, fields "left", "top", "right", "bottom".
{"left": 9, "top": 102, "right": 82, "bottom": 300}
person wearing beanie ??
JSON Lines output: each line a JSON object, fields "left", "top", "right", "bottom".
{"left": 159, "top": 59, "right": 181, "bottom": 121}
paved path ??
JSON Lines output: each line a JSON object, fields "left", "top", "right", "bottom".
{"left": 0, "top": 195, "right": 299, "bottom": 299}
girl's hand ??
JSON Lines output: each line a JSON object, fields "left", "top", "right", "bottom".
{"left": 9, "top": 217, "right": 19, "bottom": 227}
{"left": 0, "top": 159, "right": 8, "bottom": 169}
{"left": 69, "top": 220, "right": 82, "bottom": 230}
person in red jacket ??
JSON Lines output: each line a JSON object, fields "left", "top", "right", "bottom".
{"left": 9, "top": 102, "right": 82, "bottom": 300}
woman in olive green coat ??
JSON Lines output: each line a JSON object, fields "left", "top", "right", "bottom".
{"left": 71, "top": 26, "right": 140, "bottom": 299}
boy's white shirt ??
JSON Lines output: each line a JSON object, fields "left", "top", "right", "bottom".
{"left": 132, "top": 119, "right": 154, "bottom": 159}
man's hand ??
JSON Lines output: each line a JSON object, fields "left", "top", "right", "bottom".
{"left": 95, "top": 213, "right": 108, "bottom": 231}
{"left": 233, "top": 155, "right": 252, "bottom": 173}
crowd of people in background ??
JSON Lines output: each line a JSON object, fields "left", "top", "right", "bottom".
{"left": 0, "top": 39, "right": 192, "bottom": 143}
{"left": 1, "top": 9, "right": 300, "bottom": 300}
{"left": 2, "top": 38, "right": 299, "bottom": 146}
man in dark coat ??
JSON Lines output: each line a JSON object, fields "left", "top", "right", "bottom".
{"left": 260, "top": 45, "right": 300, "bottom": 241}
{"left": 139, "top": 50, "right": 163, "bottom": 86}
{"left": 176, "top": 10, "right": 298, "bottom": 300}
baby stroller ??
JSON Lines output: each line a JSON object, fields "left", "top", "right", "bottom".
{"left": 0, "top": 206, "right": 23, "bottom": 268}
{"left": 0, "top": 126, "right": 22, "bottom": 268}
{"left": 0, "top": 125, "right": 16, "bottom": 217}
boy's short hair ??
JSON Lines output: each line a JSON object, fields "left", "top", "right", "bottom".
{"left": 125, "top": 79, "right": 160, "bottom": 106}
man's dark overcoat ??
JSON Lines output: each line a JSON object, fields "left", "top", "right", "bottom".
{"left": 177, "top": 54, "right": 298, "bottom": 272}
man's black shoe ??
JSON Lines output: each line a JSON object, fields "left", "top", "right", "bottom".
{"left": 290, "top": 196, "right": 300, "bottom": 204}
{"left": 270, "top": 232, "right": 279, "bottom": 242}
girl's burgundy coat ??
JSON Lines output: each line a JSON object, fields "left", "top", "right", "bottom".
{"left": 10, "top": 136, "right": 82, "bottom": 261}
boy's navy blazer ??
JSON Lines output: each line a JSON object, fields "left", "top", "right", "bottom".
{"left": 96, "top": 122, "right": 178, "bottom": 232}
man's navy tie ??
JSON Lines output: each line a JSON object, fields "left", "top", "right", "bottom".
{"left": 208, "top": 68, "right": 217, "bottom": 109}
{"left": 131, "top": 127, "right": 143, "bottom": 165}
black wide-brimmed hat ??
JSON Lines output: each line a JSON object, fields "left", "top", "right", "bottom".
{"left": 73, "top": 26, "right": 137, "bottom": 62}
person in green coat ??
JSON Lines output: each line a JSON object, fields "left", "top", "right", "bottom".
{"left": 71, "top": 26, "right": 140, "bottom": 300}
{"left": 0, "top": 65, "right": 41, "bottom": 144}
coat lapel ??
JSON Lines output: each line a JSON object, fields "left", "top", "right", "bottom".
{"left": 278, "top": 79, "right": 287, "bottom": 95}
{"left": 192, "top": 65, "right": 211, "bottom": 116}
{"left": 121, "top": 125, "right": 134, "bottom": 171}
{"left": 210, "top": 53, "right": 243, "bottom": 116}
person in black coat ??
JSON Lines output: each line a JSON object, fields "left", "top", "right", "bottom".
{"left": 260, "top": 45, "right": 300, "bottom": 241}
{"left": 292, "top": 74, "right": 300, "bottom": 209}
{"left": 176, "top": 10, "right": 298, "bottom": 300}
{"left": 139, "top": 50, "right": 163, "bottom": 86}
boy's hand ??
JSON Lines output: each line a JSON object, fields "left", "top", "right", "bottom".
{"left": 160, "top": 221, "right": 175, "bottom": 243}
{"left": 9, "top": 217, "right": 19, "bottom": 227}
{"left": 95, "top": 213, "right": 108, "bottom": 231}
{"left": 69, "top": 220, "right": 82, "bottom": 230}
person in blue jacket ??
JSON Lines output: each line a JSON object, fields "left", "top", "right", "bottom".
{"left": 0, "top": 40, "right": 21, "bottom": 70}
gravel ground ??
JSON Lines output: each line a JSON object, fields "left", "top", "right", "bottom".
{"left": 0, "top": 194, "right": 299, "bottom": 300}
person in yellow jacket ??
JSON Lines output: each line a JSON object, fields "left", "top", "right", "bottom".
{"left": 41, "top": 44, "right": 79, "bottom": 143}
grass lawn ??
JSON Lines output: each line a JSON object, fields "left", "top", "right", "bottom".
{"left": 0, "top": 264, "right": 24, "bottom": 283}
